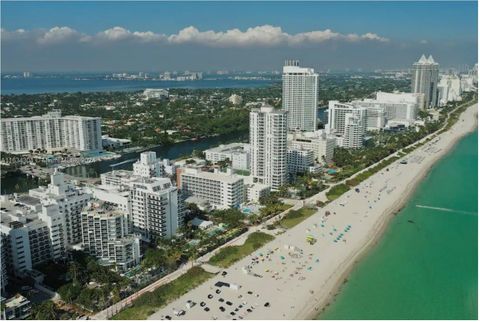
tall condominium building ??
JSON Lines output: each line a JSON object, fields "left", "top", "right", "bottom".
{"left": 282, "top": 60, "right": 319, "bottom": 132}
{"left": 98, "top": 164, "right": 181, "bottom": 241}
{"left": 1, "top": 110, "right": 102, "bottom": 153}
{"left": 129, "top": 177, "right": 179, "bottom": 240}
{"left": 29, "top": 169, "right": 92, "bottom": 245}
{"left": 437, "top": 74, "right": 462, "bottom": 106}
{"left": 133, "top": 151, "right": 165, "bottom": 178}
{"left": 81, "top": 202, "right": 140, "bottom": 271}
{"left": 411, "top": 55, "right": 439, "bottom": 109}
{"left": 327, "top": 101, "right": 367, "bottom": 149}
{"left": 250, "top": 103, "right": 288, "bottom": 190}
{"left": 180, "top": 168, "right": 245, "bottom": 209}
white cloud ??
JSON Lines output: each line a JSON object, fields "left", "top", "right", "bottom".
{"left": 37, "top": 26, "right": 82, "bottom": 44}
{"left": 2, "top": 25, "right": 389, "bottom": 47}
{"left": 168, "top": 25, "right": 289, "bottom": 47}
{"left": 168, "top": 25, "right": 389, "bottom": 47}
{"left": 420, "top": 39, "right": 429, "bottom": 44}
{"left": 93, "top": 26, "right": 166, "bottom": 43}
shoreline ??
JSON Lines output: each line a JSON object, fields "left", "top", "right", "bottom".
{"left": 304, "top": 114, "right": 478, "bottom": 320}
{"left": 146, "top": 103, "right": 477, "bottom": 321}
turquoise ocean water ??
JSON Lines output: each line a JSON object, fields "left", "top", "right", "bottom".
{"left": 319, "top": 130, "right": 478, "bottom": 320}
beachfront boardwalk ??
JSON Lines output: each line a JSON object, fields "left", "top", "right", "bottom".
{"left": 147, "top": 103, "right": 477, "bottom": 320}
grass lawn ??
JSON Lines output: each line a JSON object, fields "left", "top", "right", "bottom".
{"left": 326, "top": 183, "right": 350, "bottom": 201}
{"left": 111, "top": 267, "right": 214, "bottom": 320}
{"left": 208, "top": 232, "right": 275, "bottom": 268}
{"left": 277, "top": 207, "right": 317, "bottom": 229}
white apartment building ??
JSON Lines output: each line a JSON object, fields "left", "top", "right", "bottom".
{"left": 99, "top": 169, "right": 181, "bottom": 241}
{"left": 437, "top": 74, "right": 462, "bottom": 106}
{"left": 1, "top": 110, "right": 102, "bottom": 153}
{"left": 287, "top": 147, "right": 315, "bottom": 175}
{"left": 204, "top": 143, "right": 250, "bottom": 171}
{"left": 411, "top": 55, "right": 439, "bottom": 108}
{"left": 133, "top": 151, "right": 165, "bottom": 178}
{"left": 180, "top": 168, "right": 245, "bottom": 209}
{"left": 250, "top": 103, "right": 288, "bottom": 190}
{"left": 143, "top": 88, "right": 169, "bottom": 100}
{"left": 282, "top": 60, "right": 319, "bottom": 132}
{"left": 460, "top": 74, "right": 476, "bottom": 92}
{"left": 29, "top": 169, "right": 92, "bottom": 245}
{"left": 327, "top": 101, "right": 367, "bottom": 148}
{"left": 343, "top": 113, "right": 366, "bottom": 149}
{"left": 288, "top": 130, "right": 336, "bottom": 163}
{"left": 37, "top": 203, "right": 68, "bottom": 261}
{"left": 129, "top": 177, "right": 180, "bottom": 240}
{"left": 81, "top": 202, "right": 140, "bottom": 271}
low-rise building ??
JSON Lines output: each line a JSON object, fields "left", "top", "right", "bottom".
{"left": 180, "top": 168, "right": 245, "bottom": 209}
{"left": 143, "top": 88, "right": 169, "bottom": 100}
{"left": 287, "top": 147, "right": 315, "bottom": 175}
{"left": 2, "top": 294, "right": 31, "bottom": 320}
{"left": 204, "top": 143, "right": 250, "bottom": 171}
{"left": 288, "top": 130, "right": 336, "bottom": 164}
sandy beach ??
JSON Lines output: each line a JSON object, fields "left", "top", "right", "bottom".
{"left": 148, "top": 103, "right": 478, "bottom": 321}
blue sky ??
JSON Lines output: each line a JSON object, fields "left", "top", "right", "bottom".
{"left": 1, "top": 1, "right": 477, "bottom": 71}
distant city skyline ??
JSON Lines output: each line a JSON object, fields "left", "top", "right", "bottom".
{"left": 1, "top": 1, "right": 477, "bottom": 72}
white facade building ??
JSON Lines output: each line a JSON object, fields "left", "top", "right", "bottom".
{"left": 327, "top": 101, "right": 367, "bottom": 148}
{"left": 204, "top": 143, "right": 250, "bottom": 171}
{"left": 437, "top": 74, "right": 462, "bottom": 106}
{"left": 354, "top": 91, "right": 423, "bottom": 128}
{"left": 99, "top": 169, "right": 180, "bottom": 241}
{"left": 288, "top": 130, "right": 336, "bottom": 164}
{"left": 249, "top": 103, "right": 288, "bottom": 190}
{"left": 133, "top": 151, "right": 165, "bottom": 178}
{"left": 282, "top": 60, "right": 319, "bottom": 132}
{"left": 143, "top": 88, "right": 169, "bottom": 100}
{"left": 365, "top": 106, "right": 386, "bottom": 131}
{"left": 287, "top": 147, "right": 315, "bottom": 175}
{"left": 411, "top": 54, "right": 439, "bottom": 108}
{"left": 180, "top": 168, "right": 245, "bottom": 209}
{"left": 1, "top": 110, "right": 102, "bottom": 153}
{"left": 81, "top": 202, "right": 141, "bottom": 271}
{"left": 29, "top": 169, "right": 92, "bottom": 245}
{"left": 0, "top": 197, "right": 57, "bottom": 276}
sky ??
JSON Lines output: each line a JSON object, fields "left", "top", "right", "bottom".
{"left": 1, "top": 1, "right": 478, "bottom": 72}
